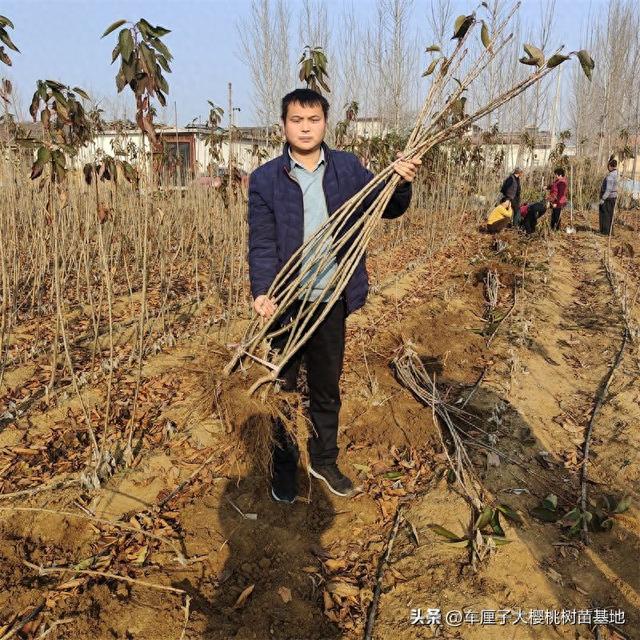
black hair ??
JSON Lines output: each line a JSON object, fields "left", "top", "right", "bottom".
{"left": 554, "top": 167, "right": 565, "bottom": 177}
{"left": 608, "top": 158, "right": 618, "bottom": 168}
{"left": 281, "top": 88, "right": 330, "bottom": 121}
{"left": 499, "top": 196, "right": 511, "bottom": 205}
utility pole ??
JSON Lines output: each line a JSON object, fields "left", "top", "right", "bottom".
{"left": 549, "top": 66, "right": 562, "bottom": 152}
{"left": 174, "top": 101, "right": 180, "bottom": 185}
{"left": 227, "top": 81, "right": 233, "bottom": 203}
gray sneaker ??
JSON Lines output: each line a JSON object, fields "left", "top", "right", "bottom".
{"left": 308, "top": 463, "right": 357, "bottom": 497}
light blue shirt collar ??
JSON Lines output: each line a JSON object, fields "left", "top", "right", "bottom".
{"left": 289, "top": 147, "right": 325, "bottom": 171}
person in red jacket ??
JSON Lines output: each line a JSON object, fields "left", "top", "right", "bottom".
{"left": 548, "top": 167, "right": 568, "bottom": 230}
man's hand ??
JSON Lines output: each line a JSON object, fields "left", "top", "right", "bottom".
{"left": 254, "top": 294, "right": 277, "bottom": 319}
{"left": 393, "top": 153, "right": 422, "bottom": 183}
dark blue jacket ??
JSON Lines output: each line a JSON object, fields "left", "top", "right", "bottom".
{"left": 248, "top": 143, "right": 412, "bottom": 315}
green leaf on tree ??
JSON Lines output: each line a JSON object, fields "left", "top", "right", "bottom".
{"left": 452, "top": 14, "right": 474, "bottom": 40}
{"left": 422, "top": 58, "right": 439, "bottom": 77}
{"left": 101, "top": 19, "right": 127, "bottom": 38}
{"left": 73, "top": 87, "right": 90, "bottom": 101}
{"left": 576, "top": 49, "right": 595, "bottom": 81}
{"left": 547, "top": 53, "right": 570, "bottom": 68}
{"left": 36, "top": 146, "right": 51, "bottom": 165}
{"left": 523, "top": 43, "right": 544, "bottom": 67}
{"left": 0, "top": 27, "right": 19, "bottom": 52}
{"left": 118, "top": 28, "right": 134, "bottom": 62}
{"left": 0, "top": 46, "right": 11, "bottom": 66}
{"left": 481, "top": 21, "right": 491, "bottom": 49}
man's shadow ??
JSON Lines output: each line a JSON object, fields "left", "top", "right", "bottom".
{"left": 179, "top": 413, "right": 341, "bottom": 640}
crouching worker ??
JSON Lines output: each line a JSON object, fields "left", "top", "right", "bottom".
{"left": 520, "top": 200, "right": 549, "bottom": 235}
{"left": 248, "top": 88, "right": 421, "bottom": 503}
{"left": 487, "top": 197, "right": 512, "bottom": 233}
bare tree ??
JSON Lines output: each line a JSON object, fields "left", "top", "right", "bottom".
{"left": 571, "top": 0, "right": 640, "bottom": 164}
{"left": 334, "top": 2, "right": 365, "bottom": 117}
{"left": 298, "top": 0, "right": 329, "bottom": 52}
{"left": 380, "top": 0, "right": 416, "bottom": 129}
{"left": 426, "top": 0, "right": 453, "bottom": 45}
{"left": 237, "top": 0, "right": 292, "bottom": 126}
{"left": 359, "top": 0, "right": 418, "bottom": 130}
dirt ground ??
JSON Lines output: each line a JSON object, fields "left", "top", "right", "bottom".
{"left": 1, "top": 210, "right": 639, "bottom": 640}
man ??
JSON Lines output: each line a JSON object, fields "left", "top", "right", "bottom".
{"left": 487, "top": 197, "right": 512, "bottom": 233}
{"left": 248, "top": 88, "right": 420, "bottom": 503}
{"left": 599, "top": 158, "right": 618, "bottom": 235}
{"left": 500, "top": 167, "right": 523, "bottom": 227}
{"left": 548, "top": 167, "right": 568, "bottom": 231}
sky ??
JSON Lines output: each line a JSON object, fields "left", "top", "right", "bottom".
{"left": 1, "top": 0, "right": 605, "bottom": 127}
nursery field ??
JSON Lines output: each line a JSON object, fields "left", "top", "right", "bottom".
{"left": 0, "top": 2, "right": 638, "bottom": 639}
{"left": 1, "top": 184, "right": 638, "bottom": 639}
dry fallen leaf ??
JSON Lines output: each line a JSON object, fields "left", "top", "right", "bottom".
{"left": 233, "top": 584, "right": 255, "bottom": 609}
{"left": 277, "top": 586, "right": 292, "bottom": 603}
{"left": 486, "top": 452, "right": 501, "bottom": 467}
{"left": 546, "top": 568, "right": 563, "bottom": 584}
{"left": 130, "top": 544, "right": 148, "bottom": 565}
{"left": 324, "top": 558, "right": 348, "bottom": 572}
{"left": 322, "top": 590, "right": 333, "bottom": 611}
{"left": 55, "top": 578, "right": 85, "bottom": 591}
{"left": 97, "top": 204, "right": 110, "bottom": 224}
{"left": 326, "top": 581, "right": 360, "bottom": 598}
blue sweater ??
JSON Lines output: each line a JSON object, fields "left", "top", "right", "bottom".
{"left": 248, "top": 143, "right": 412, "bottom": 315}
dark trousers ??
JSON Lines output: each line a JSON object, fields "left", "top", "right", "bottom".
{"left": 523, "top": 213, "right": 537, "bottom": 234}
{"left": 511, "top": 199, "right": 521, "bottom": 227}
{"left": 487, "top": 218, "right": 510, "bottom": 234}
{"left": 599, "top": 198, "right": 616, "bottom": 235}
{"left": 551, "top": 207, "right": 562, "bottom": 230}
{"left": 272, "top": 299, "right": 346, "bottom": 473}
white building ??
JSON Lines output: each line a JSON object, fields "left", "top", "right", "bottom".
{"left": 76, "top": 124, "right": 280, "bottom": 184}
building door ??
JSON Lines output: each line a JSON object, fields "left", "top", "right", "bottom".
{"left": 162, "top": 140, "right": 192, "bottom": 186}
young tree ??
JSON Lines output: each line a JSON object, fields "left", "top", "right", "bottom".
{"left": 0, "top": 15, "right": 19, "bottom": 138}
{"left": 204, "top": 100, "right": 225, "bottom": 171}
{"left": 29, "top": 81, "right": 93, "bottom": 184}
{"left": 298, "top": 45, "right": 329, "bottom": 93}
{"left": 101, "top": 18, "right": 173, "bottom": 166}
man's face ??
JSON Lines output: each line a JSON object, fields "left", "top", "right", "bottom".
{"left": 282, "top": 101, "right": 326, "bottom": 153}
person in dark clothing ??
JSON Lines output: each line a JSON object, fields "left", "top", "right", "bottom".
{"left": 500, "top": 167, "right": 523, "bottom": 227}
{"left": 548, "top": 167, "right": 568, "bottom": 230}
{"left": 248, "top": 88, "right": 421, "bottom": 503}
{"left": 599, "top": 158, "right": 618, "bottom": 235}
{"left": 520, "top": 200, "right": 549, "bottom": 235}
